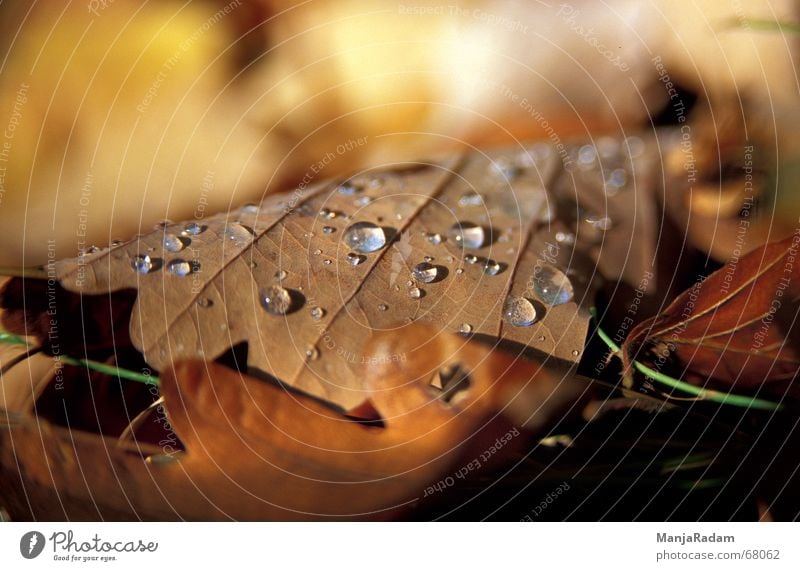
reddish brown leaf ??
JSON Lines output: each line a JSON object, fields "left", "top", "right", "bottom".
{"left": 623, "top": 233, "right": 800, "bottom": 398}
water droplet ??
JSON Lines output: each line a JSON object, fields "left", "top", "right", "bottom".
{"left": 572, "top": 349, "right": 581, "bottom": 357}
{"left": 503, "top": 296, "right": 538, "bottom": 327}
{"left": 483, "top": 259, "right": 502, "bottom": 276}
{"left": 465, "top": 254, "right": 479, "bottom": 264}
{"left": 224, "top": 224, "right": 254, "bottom": 247}
{"left": 456, "top": 268, "right": 464, "bottom": 275}
{"left": 367, "top": 176, "right": 383, "bottom": 189}
{"left": 323, "top": 259, "right": 332, "bottom": 265}
{"left": 111, "top": 239, "right": 123, "bottom": 247}
{"left": 242, "top": 203, "right": 260, "bottom": 214}
{"left": 425, "top": 232, "right": 443, "bottom": 245}
{"left": 413, "top": 262, "right": 438, "bottom": 283}
{"left": 459, "top": 323, "right": 473, "bottom": 334}
{"left": 555, "top": 231, "right": 576, "bottom": 245}
{"left": 79, "top": 245, "right": 99, "bottom": 256}
{"left": 322, "top": 226, "right": 335, "bottom": 235}
{"left": 313, "top": 249, "right": 322, "bottom": 256}
{"left": 533, "top": 265, "right": 574, "bottom": 306}
{"left": 347, "top": 252, "right": 366, "bottom": 265}
{"left": 606, "top": 168, "right": 627, "bottom": 190}
{"left": 275, "top": 269, "right": 287, "bottom": 280}
{"left": 131, "top": 255, "right": 153, "bottom": 274}
{"left": 163, "top": 233, "right": 186, "bottom": 253}
{"left": 586, "top": 214, "right": 614, "bottom": 231}
{"left": 310, "top": 306, "right": 325, "bottom": 320}
{"left": 377, "top": 303, "right": 388, "bottom": 311}
{"left": 343, "top": 221, "right": 387, "bottom": 253}
{"left": 305, "top": 345, "right": 320, "bottom": 361}
{"left": 395, "top": 213, "right": 403, "bottom": 221}
{"left": 355, "top": 195, "right": 372, "bottom": 207}
{"left": 448, "top": 222, "right": 485, "bottom": 249}
{"left": 338, "top": 182, "right": 359, "bottom": 196}
{"left": 538, "top": 335, "right": 546, "bottom": 342}
{"left": 197, "top": 297, "right": 213, "bottom": 308}
{"left": 259, "top": 285, "right": 294, "bottom": 315}
{"left": 459, "top": 191, "right": 484, "bottom": 207}
{"left": 319, "top": 208, "right": 338, "bottom": 219}
{"left": 578, "top": 144, "right": 597, "bottom": 166}
{"left": 596, "top": 136, "right": 619, "bottom": 159}
{"left": 530, "top": 143, "right": 552, "bottom": 163}
{"left": 167, "top": 259, "right": 192, "bottom": 277}
{"left": 423, "top": 256, "right": 434, "bottom": 263}
{"left": 489, "top": 158, "right": 520, "bottom": 181}
{"left": 408, "top": 286, "right": 423, "bottom": 299}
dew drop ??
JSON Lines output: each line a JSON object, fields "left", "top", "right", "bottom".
{"left": 423, "top": 255, "right": 434, "bottom": 263}
{"left": 180, "top": 222, "right": 202, "bottom": 237}
{"left": 163, "top": 233, "right": 186, "bottom": 253}
{"left": 413, "top": 262, "right": 438, "bottom": 283}
{"left": 408, "top": 286, "right": 423, "bottom": 299}
{"left": 343, "top": 221, "right": 387, "bottom": 253}
{"left": 131, "top": 255, "right": 153, "bottom": 274}
{"left": 555, "top": 231, "right": 576, "bottom": 245}
{"left": 167, "top": 259, "right": 193, "bottom": 277}
{"left": 459, "top": 191, "right": 484, "bottom": 207}
{"left": 319, "top": 208, "right": 338, "bottom": 219}
{"left": 338, "top": 182, "right": 359, "bottom": 196}
{"left": 533, "top": 265, "right": 574, "bottom": 305}
{"left": 259, "top": 285, "right": 294, "bottom": 315}
{"left": 448, "top": 222, "right": 485, "bottom": 249}
{"left": 323, "top": 259, "right": 332, "bottom": 265}
{"left": 459, "top": 323, "right": 473, "bottom": 334}
{"left": 347, "top": 252, "right": 366, "bottom": 265}
{"left": 197, "top": 297, "right": 213, "bottom": 308}
{"left": 322, "top": 226, "right": 335, "bottom": 235}
{"left": 465, "top": 254, "right": 479, "bottom": 264}
{"left": 224, "top": 224, "right": 254, "bottom": 247}
{"left": 455, "top": 268, "right": 464, "bottom": 275}
{"left": 578, "top": 144, "right": 597, "bottom": 166}
{"left": 305, "top": 345, "right": 320, "bottom": 361}
{"left": 355, "top": 195, "right": 372, "bottom": 207}
{"left": 313, "top": 249, "right": 322, "bottom": 256}
{"left": 377, "top": 303, "right": 388, "bottom": 311}
{"left": 241, "top": 203, "right": 260, "bottom": 214}
{"left": 586, "top": 214, "right": 614, "bottom": 231}
{"left": 489, "top": 158, "right": 520, "bottom": 181}
{"left": 426, "top": 232, "right": 443, "bottom": 245}
{"left": 275, "top": 269, "right": 287, "bottom": 280}
{"left": 310, "top": 306, "right": 325, "bottom": 320}
{"left": 503, "top": 296, "right": 538, "bottom": 327}
{"left": 572, "top": 349, "right": 581, "bottom": 357}
{"left": 483, "top": 259, "right": 502, "bottom": 276}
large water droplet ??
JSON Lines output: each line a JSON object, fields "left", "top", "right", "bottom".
{"left": 132, "top": 255, "right": 154, "bottom": 274}
{"left": 163, "top": 233, "right": 186, "bottom": 253}
{"left": 167, "top": 259, "right": 193, "bottom": 277}
{"left": 413, "top": 262, "right": 438, "bottom": 283}
{"left": 224, "top": 224, "right": 254, "bottom": 247}
{"left": 260, "top": 285, "right": 294, "bottom": 315}
{"left": 347, "top": 252, "right": 366, "bottom": 265}
{"left": 503, "top": 296, "right": 538, "bottom": 327}
{"left": 343, "top": 222, "right": 387, "bottom": 253}
{"left": 448, "top": 222, "right": 485, "bottom": 249}
{"left": 533, "top": 265, "right": 574, "bottom": 306}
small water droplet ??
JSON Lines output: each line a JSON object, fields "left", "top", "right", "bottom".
{"left": 377, "top": 303, "right": 388, "bottom": 311}
{"left": 259, "top": 285, "right": 294, "bottom": 315}
{"left": 459, "top": 191, "right": 484, "bottom": 207}
{"left": 459, "top": 323, "right": 473, "bottom": 334}
{"left": 395, "top": 213, "right": 403, "bottom": 221}
{"left": 572, "top": 349, "right": 581, "bottom": 357}
{"left": 311, "top": 306, "right": 325, "bottom": 320}
{"left": 355, "top": 195, "right": 372, "bottom": 207}
{"left": 131, "top": 255, "right": 153, "bottom": 274}
{"left": 241, "top": 203, "right": 260, "bottom": 214}
{"left": 111, "top": 239, "right": 123, "bottom": 247}
{"left": 343, "top": 221, "right": 387, "bottom": 253}
{"left": 347, "top": 252, "right": 366, "bottom": 265}
{"left": 423, "top": 255, "right": 434, "bottom": 263}
{"left": 163, "top": 233, "right": 186, "bottom": 253}
{"left": 483, "top": 259, "right": 502, "bottom": 276}
{"left": 426, "top": 232, "right": 443, "bottom": 245}
{"left": 224, "top": 224, "right": 254, "bottom": 247}
{"left": 533, "top": 265, "right": 574, "bottom": 306}
{"left": 606, "top": 168, "right": 627, "bottom": 190}
{"left": 323, "top": 259, "right": 332, "bottom": 265}
{"left": 586, "top": 214, "right": 614, "bottom": 231}
{"left": 578, "top": 144, "right": 597, "bottom": 166}
{"left": 197, "top": 297, "right": 213, "bottom": 308}
{"left": 322, "top": 226, "right": 335, "bottom": 235}
{"left": 538, "top": 335, "right": 546, "bottom": 342}
{"left": 338, "top": 182, "right": 359, "bottom": 196}
{"left": 305, "top": 345, "right": 320, "bottom": 361}
{"left": 448, "top": 222, "right": 485, "bottom": 249}
{"left": 367, "top": 176, "right": 383, "bottom": 189}
{"left": 503, "top": 296, "right": 538, "bottom": 327}
{"left": 456, "top": 268, "right": 464, "bottom": 275}
{"left": 275, "top": 269, "right": 287, "bottom": 280}
{"left": 167, "top": 259, "right": 193, "bottom": 277}
{"left": 412, "top": 262, "right": 438, "bottom": 283}
{"left": 408, "top": 286, "right": 423, "bottom": 299}
{"left": 555, "top": 231, "right": 576, "bottom": 245}
{"left": 489, "top": 158, "right": 520, "bottom": 181}
{"left": 465, "top": 254, "right": 479, "bottom": 264}
{"left": 319, "top": 208, "right": 339, "bottom": 219}
{"left": 314, "top": 249, "right": 322, "bottom": 256}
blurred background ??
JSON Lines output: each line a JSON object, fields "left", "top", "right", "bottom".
{"left": 0, "top": 0, "right": 798, "bottom": 266}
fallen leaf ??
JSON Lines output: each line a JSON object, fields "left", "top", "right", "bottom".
{"left": 622, "top": 233, "right": 800, "bottom": 399}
